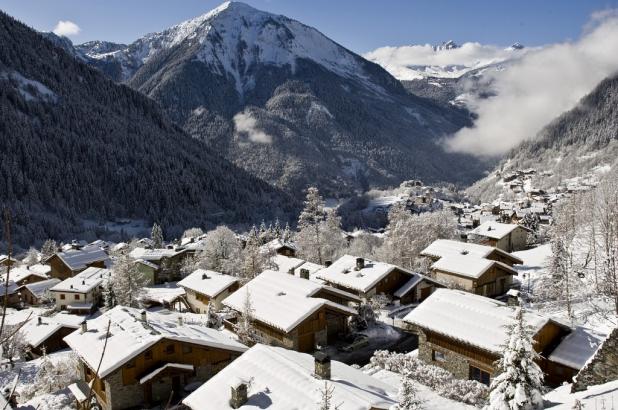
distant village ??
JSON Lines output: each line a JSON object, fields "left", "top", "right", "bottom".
{"left": 0, "top": 173, "right": 615, "bottom": 410}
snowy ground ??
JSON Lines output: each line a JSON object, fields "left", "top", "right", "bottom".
{"left": 544, "top": 380, "right": 618, "bottom": 409}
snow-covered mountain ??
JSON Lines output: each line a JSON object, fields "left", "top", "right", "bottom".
{"left": 75, "top": 1, "right": 488, "bottom": 196}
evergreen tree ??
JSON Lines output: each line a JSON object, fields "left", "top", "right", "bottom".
{"left": 111, "top": 254, "right": 148, "bottom": 307}
{"left": 241, "top": 227, "right": 270, "bottom": 280}
{"left": 485, "top": 308, "right": 544, "bottom": 410}
{"left": 397, "top": 370, "right": 422, "bottom": 409}
{"left": 151, "top": 223, "right": 164, "bottom": 248}
{"left": 318, "top": 381, "right": 338, "bottom": 410}
{"left": 297, "top": 187, "right": 327, "bottom": 264}
{"left": 40, "top": 239, "right": 57, "bottom": 260}
{"left": 234, "top": 288, "right": 258, "bottom": 345}
{"left": 102, "top": 278, "right": 116, "bottom": 309}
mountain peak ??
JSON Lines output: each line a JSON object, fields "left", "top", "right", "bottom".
{"left": 433, "top": 40, "right": 459, "bottom": 51}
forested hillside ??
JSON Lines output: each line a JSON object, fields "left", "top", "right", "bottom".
{"left": 0, "top": 11, "right": 296, "bottom": 248}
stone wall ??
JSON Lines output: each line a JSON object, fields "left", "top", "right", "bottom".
{"left": 104, "top": 369, "right": 143, "bottom": 410}
{"left": 572, "top": 327, "right": 618, "bottom": 392}
{"left": 415, "top": 328, "right": 470, "bottom": 379}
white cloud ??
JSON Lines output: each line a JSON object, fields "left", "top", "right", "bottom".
{"left": 364, "top": 42, "right": 526, "bottom": 80}
{"left": 444, "top": 12, "right": 618, "bottom": 157}
{"left": 53, "top": 20, "right": 81, "bottom": 37}
{"left": 233, "top": 111, "right": 273, "bottom": 144}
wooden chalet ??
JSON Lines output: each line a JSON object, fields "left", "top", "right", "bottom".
{"left": 46, "top": 246, "right": 110, "bottom": 280}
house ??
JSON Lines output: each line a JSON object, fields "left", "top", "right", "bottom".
{"left": 46, "top": 246, "right": 110, "bottom": 280}
{"left": 20, "top": 278, "right": 61, "bottom": 305}
{"left": 20, "top": 314, "right": 80, "bottom": 357}
{"left": 49, "top": 267, "right": 111, "bottom": 314}
{"left": 64, "top": 306, "right": 246, "bottom": 410}
{"left": 0, "top": 255, "right": 17, "bottom": 268}
{"left": 223, "top": 270, "right": 358, "bottom": 352}
{"left": 270, "top": 254, "right": 324, "bottom": 282}
{"left": 470, "top": 221, "right": 530, "bottom": 252}
{"left": 403, "top": 289, "right": 593, "bottom": 387}
{"left": 316, "top": 255, "right": 442, "bottom": 303}
{"left": 177, "top": 269, "right": 239, "bottom": 312}
{"left": 129, "top": 247, "right": 188, "bottom": 284}
{"left": 0, "top": 265, "right": 51, "bottom": 306}
{"left": 139, "top": 285, "right": 189, "bottom": 311}
{"left": 183, "top": 344, "right": 397, "bottom": 410}
{"left": 3, "top": 265, "right": 50, "bottom": 286}
{"left": 421, "top": 239, "right": 523, "bottom": 267}
{"left": 261, "top": 238, "right": 297, "bottom": 257}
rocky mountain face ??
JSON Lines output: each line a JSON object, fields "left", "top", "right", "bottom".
{"left": 467, "top": 73, "right": 618, "bottom": 201}
{"left": 75, "top": 1, "right": 488, "bottom": 197}
{"left": 0, "top": 10, "right": 296, "bottom": 248}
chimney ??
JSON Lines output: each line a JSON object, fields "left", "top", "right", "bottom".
{"left": 324, "top": 260, "right": 332, "bottom": 267}
{"left": 80, "top": 320, "right": 87, "bottom": 334}
{"left": 314, "top": 351, "right": 331, "bottom": 380}
{"left": 355, "top": 257, "right": 365, "bottom": 271}
{"left": 288, "top": 268, "right": 295, "bottom": 275}
{"left": 82, "top": 280, "right": 85, "bottom": 285}
{"left": 178, "top": 315, "right": 183, "bottom": 326}
{"left": 37, "top": 317, "right": 42, "bottom": 325}
{"left": 202, "top": 273, "right": 209, "bottom": 280}
{"left": 229, "top": 380, "right": 248, "bottom": 409}
{"left": 140, "top": 310, "right": 147, "bottom": 322}
{"left": 299, "top": 268, "right": 310, "bottom": 280}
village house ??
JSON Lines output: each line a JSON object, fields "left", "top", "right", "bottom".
{"left": 316, "top": 255, "right": 443, "bottom": 304}
{"left": 183, "top": 344, "right": 397, "bottom": 409}
{"left": 20, "top": 278, "right": 60, "bottom": 305}
{"left": 0, "top": 255, "right": 17, "bottom": 268}
{"left": 421, "top": 239, "right": 523, "bottom": 267}
{"left": 49, "top": 267, "right": 111, "bottom": 314}
{"left": 470, "top": 221, "right": 531, "bottom": 252}
{"left": 177, "top": 269, "right": 239, "bottom": 312}
{"left": 223, "top": 270, "right": 358, "bottom": 352}
{"left": 271, "top": 254, "right": 324, "bottom": 282}
{"left": 21, "top": 314, "right": 82, "bottom": 357}
{"left": 129, "top": 247, "right": 188, "bottom": 284}
{"left": 404, "top": 289, "right": 601, "bottom": 387}
{"left": 0, "top": 265, "right": 52, "bottom": 307}
{"left": 139, "top": 285, "right": 189, "bottom": 311}
{"left": 45, "top": 245, "right": 110, "bottom": 280}
{"left": 261, "top": 238, "right": 297, "bottom": 257}
{"left": 65, "top": 307, "right": 246, "bottom": 410}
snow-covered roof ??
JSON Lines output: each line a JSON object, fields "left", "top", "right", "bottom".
{"left": 271, "top": 255, "right": 324, "bottom": 283}
{"left": 49, "top": 267, "right": 110, "bottom": 293}
{"left": 135, "top": 259, "right": 159, "bottom": 269}
{"left": 183, "top": 344, "right": 397, "bottom": 410}
{"left": 315, "top": 255, "right": 411, "bottom": 293}
{"left": 64, "top": 306, "right": 247, "bottom": 378}
{"left": 140, "top": 284, "right": 186, "bottom": 304}
{"left": 28, "top": 263, "right": 51, "bottom": 276}
{"left": 129, "top": 247, "right": 186, "bottom": 262}
{"left": 177, "top": 269, "right": 238, "bottom": 298}
{"left": 139, "top": 363, "right": 194, "bottom": 384}
{"left": 261, "top": 238, "right": 297, "bottom": 253}
{"left": 393, "top": 275, "right": 426, "bottom": 298}
{"left": 431, "top": 254, "right": 517, "bottom": 279}
{"left": 21, "top": 315, "right": 79, "bottom": 348}
{"left": 3, "top": 265, "right": 49, "bottom": 283}
{"left": 53, "top": 245, "right": 110, "bottom": 271}
{"left": 548, "top": 327, "right": 605, "bottom": 370}
{"left": 24, "top": 278, "right": 61, "bottom": 298}
{"left": 223, "top": 270, "right": 356, "bottom": 333}
{"left": 403, "top": 289, "right": 551, "bottom": 354}
{"left": 471, "top": 221, "right": 525, "bottom": 240}
{"left": 421, "top": 239, "right": 522, "bottom": 264}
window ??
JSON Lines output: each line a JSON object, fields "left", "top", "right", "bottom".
{"left": 165, "top": 344, "right": 175, "bottom": 354}
{"left": 182, "top": 345, "right": 192, "bottom": 354}
{"left": 432, "top": 350, "right": 446, "bottom": 362}
{"left": 144, "top": 350, "right": 152, "bottom": 360}
{"left": 75, "top": 294, "right": 80, "bottom": 300}
{"left": 469, "top": 366, "right": 490, "bottom": 386}
{"left": 60, "top": 294, "right": 65, "bottom": 300}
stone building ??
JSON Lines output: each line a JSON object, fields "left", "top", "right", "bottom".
{"left": 223, "top": 270, "right": 357, "bottom": 352}
{"left": 404, "top": 289, "right": 600, "bottom": 387}
{"left": 571, "top": 326, "right": 618, "bottom": 392}
{"left": 129, "top": 247, "right": 188, "bottom": 284}
{"left": 65, "top": 306, "right": 246, "bottom": 410}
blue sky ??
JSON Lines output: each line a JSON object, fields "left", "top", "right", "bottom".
{"left": 3, "top": 0, "right": 616, "bottom": 53}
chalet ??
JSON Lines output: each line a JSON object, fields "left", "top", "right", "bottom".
{"left": 261, "top": 238, "right": 297, "bottom": 257}
{"left": 0, "top": 255, "right": 17, "bottom": 268}
{"left": 271, "top": 254, "right": 324, "bottom": 282}
{"left": 404, "top": 289, "right": 597, "bottom": 387}
{"left": 49, "top": 267, "right": 111, "bottom": 314}
{"left": 223, "top": 270, "right": 358, "bottom": 352}
{"left": 139, "top": 285, "right": 189, "bottom": 311}
{"left": 20, "top": 278, "right": 61, "bottom": 305}
{"left": 129, "top": 247, "right": 188, "bottom": 284}
{"left": 177, "top": 269, "right": 239, "bottom": 312}
{"left": 3, "top": 265, "right": 50, "bottom": 287}
{"left": 470, "top": 221, "right": 530, "bottom": 252}
{"left": 21, "top": 315, "right": 80, "bottom": 357}
{"left": 46, "top": 246, "right": 110, "bottom": 280}
{"left": 65, "top": 307, "right": 246, "bottom": 410}
{"left": 183, "top": 344, "right": 397, "bottom": 409}
{"left": 316, "top": 255, "right": 442, "bottom": 303}
{"left": 421, "top": 239, "right": 523, "bottom": 267}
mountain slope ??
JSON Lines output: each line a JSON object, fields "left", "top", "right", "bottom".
{"left": 78, "top": 2, "right": 487, "bottom": 196}
{"left": 467, "top": 73, "right": 618, "bottom": 201}
{"left": 0, "top": 10, "right": 296, "bottom": 247}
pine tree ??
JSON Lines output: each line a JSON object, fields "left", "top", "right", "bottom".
{"left": 111, "top": 254, "right": 148, "bottom": 307}
{"left": 102, "top": 278, "right": 116, "bottom": 310}
{"left": 397, "top": 370, "right": 422, "bottom": 409}
{"left": 297, "top": 187, "right": 327, "bottom": 264}
{"left": 485, "top": 308, "right": 544, "bottom": 410}
{"left": 40, "top": 239, "right": 57, "bottom": 260}
{"left": 234, "top": 288, "right": 258, "bottom": 345}
{"left": 151, "top": 223, "right": 164, "bottom": 248}
{"left": 241, "top": 227, "right": 270, "bottom": 280}
{"left": 318, "top": 381, "right": 338, "bottom": 410}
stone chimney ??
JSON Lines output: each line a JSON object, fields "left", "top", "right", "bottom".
{"left": 178, "top": 315, "right": 183, "bottom": 326}
{"left": 80, "top": 320, "right": 87, "bottom": 334}
{"left": 355, "top": 257, "right": 365, "bottom": 271}
{"left": 202, "top": 272, "right": 209, "bottom": 280}
{"left": 140, "top": 310, "right": 147, "bottom": 322}
{"left": 229, "top": 380, "right": 248, "bottom": 409}
{"left": 37, "top": 317, "right": 42, "bottom": 325}
{"left": 314, "top": 351, "right": 331, "bottom": 380}
{"left": 324, "top": 260, "right": 332, "bottom": 267}
{"left": 288, "top": 268, "right": 295, "bottom": 275}
{"left": 299, "top": 268, "right": 310, "bottom": 280}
